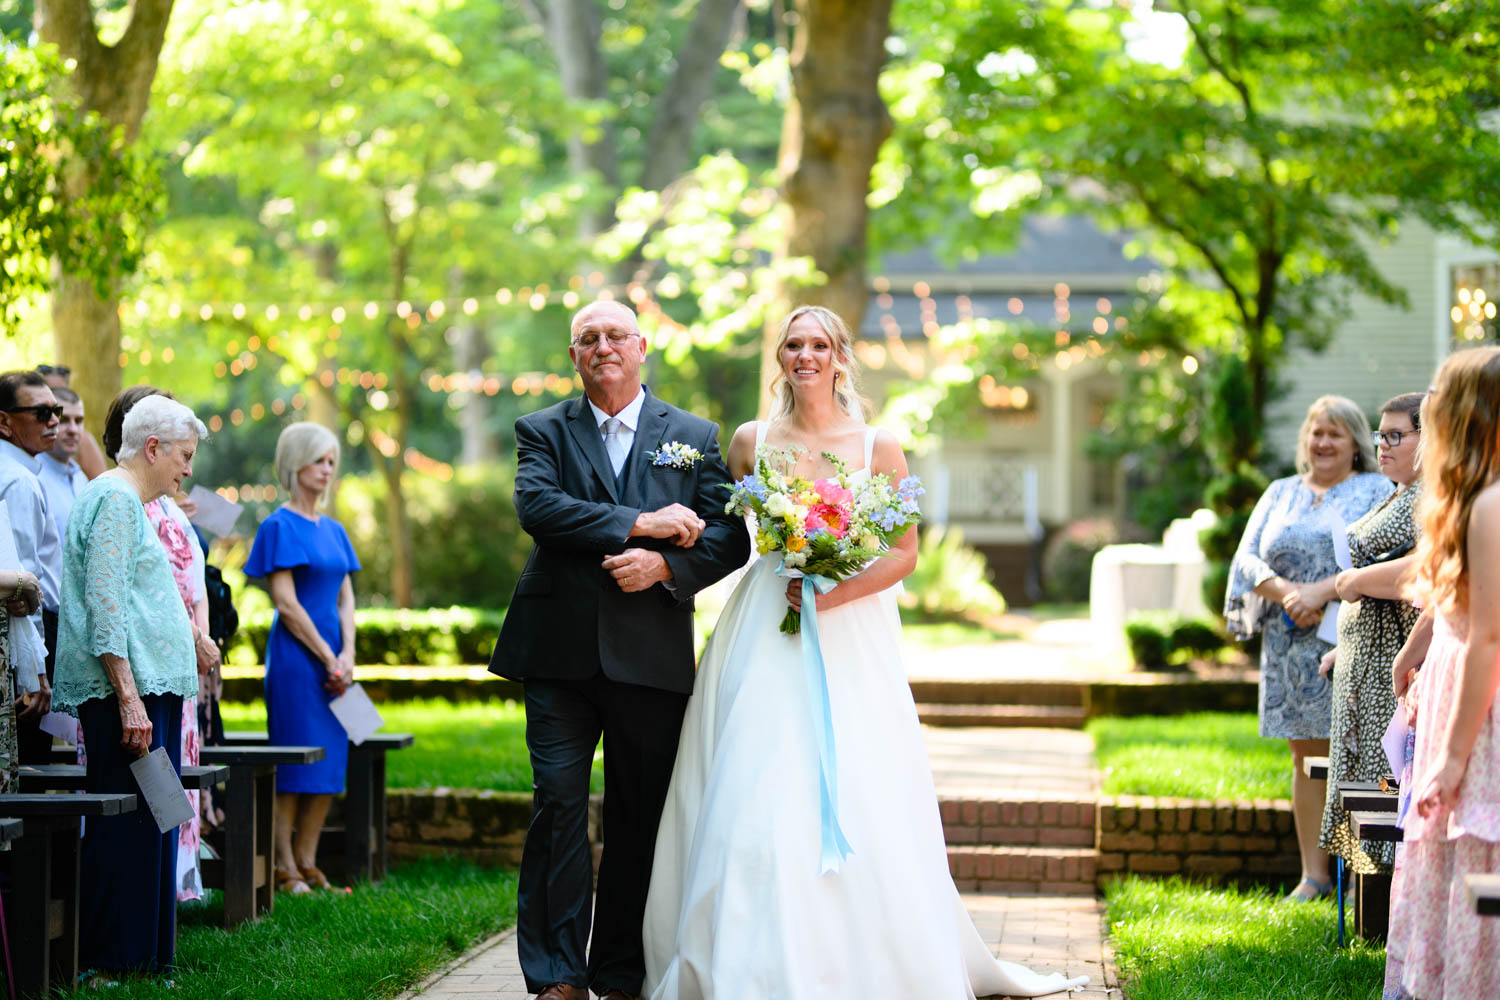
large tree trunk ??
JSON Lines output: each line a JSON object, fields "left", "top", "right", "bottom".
{"left": 759, "top": 0, "right": 894, "bottom": 414}
{"left": 638, "top": 0, "right": 745, "bottom": 193}
{"left": 35, "top": 0, "right": 176, "bottom": 438}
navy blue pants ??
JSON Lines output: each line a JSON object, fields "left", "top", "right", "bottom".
{"left": 79, "top": 693, "right": 182, "bottom": 973}
{"left": 518, "top": 674, "right": 687, "bottom": 996}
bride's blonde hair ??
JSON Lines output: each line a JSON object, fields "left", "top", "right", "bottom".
{"left": 766, "top": 305, "right": 868, "bottom": 422}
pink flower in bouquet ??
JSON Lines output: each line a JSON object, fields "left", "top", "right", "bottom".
{"left": 813, "top": 478, "right": 853, "bottom": 505}
{"left": 805, "top": 502, "right": 849, "bottom": 538}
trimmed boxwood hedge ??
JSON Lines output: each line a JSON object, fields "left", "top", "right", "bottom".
{"left": 227, "top": 606, "right": 505, "bottom": 666}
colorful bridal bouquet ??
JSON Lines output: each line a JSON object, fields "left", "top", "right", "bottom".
{"left": 724, "top": 445, "right": 924, "bottom": 633}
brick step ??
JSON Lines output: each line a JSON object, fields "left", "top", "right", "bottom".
{"left": 908, "top": 679, "right": 1085, "bottom": 708}
{"left": 940, "top": 796, "right": 1097, "bottom": 848}
{"left": 948, "top": 845, "right": 1099, "bottom": 895}
{"left": 917, "top": 703, "right": 1087, "bottom": 728}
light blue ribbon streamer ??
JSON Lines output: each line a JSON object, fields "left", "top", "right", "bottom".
{"left": 777, "top": 564, "right": 854, "bottom": 874}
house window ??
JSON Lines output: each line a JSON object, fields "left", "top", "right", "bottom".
{"left": 1452, "top": 263, "right": 1500, "bottom": 344}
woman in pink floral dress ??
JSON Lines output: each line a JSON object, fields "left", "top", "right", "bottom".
{"left": 1385, "top": 347, "right": 1500, "bottom": 1000}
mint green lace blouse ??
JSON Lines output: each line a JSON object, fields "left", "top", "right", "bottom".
{"left": 52, "top": 476, "right": 197, "bottom": 716}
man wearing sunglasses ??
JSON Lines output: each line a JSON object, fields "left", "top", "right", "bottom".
{"left": 0, "top": 370, "right": 64, "bottom": 758}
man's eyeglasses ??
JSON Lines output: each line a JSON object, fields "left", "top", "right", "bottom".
{"left": 571, "top": 331, "right": 639, "bottom": 351}
{"left": 34, "top": 364, "right": 70, "bottom": 378}
{"left": 5, "top": 405, "right": 63, "bottom": 422}
{"left": 1372, "top": 429, "right": 1418, "bottom": 448}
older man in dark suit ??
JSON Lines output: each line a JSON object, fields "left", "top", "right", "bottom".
{"left": 490, "top": 300, "right": 748, "bottom": 1000}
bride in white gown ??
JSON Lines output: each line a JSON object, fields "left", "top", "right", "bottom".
{"left": 641, "top": 306, "right": 1088, "bottom": 1000}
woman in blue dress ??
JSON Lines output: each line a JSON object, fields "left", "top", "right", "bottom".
{"left": 245, "top": 423, "right": 360, "bottom": 894}
{"left": 1225, "top": 395, "right": 1392, "bottom": 903}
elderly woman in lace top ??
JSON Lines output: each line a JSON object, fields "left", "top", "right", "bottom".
{"left": 1224, "top": 395, "right": 1392, "bottom": 903}
{"left": 52, "top": 394, "right": 207, "bottom": 978}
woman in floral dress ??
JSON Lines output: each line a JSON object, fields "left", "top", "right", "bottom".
{"left": 1225, "top": 395, "right": 1392, "bottom": 902}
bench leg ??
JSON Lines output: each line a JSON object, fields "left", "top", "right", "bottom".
{"left": 4, "top": 824, "right": 53, "bottom": 996}
{"left": 222, "top": 765, "right": 257, "bottom": 927}
{"left": 345, "top": 745, "right": 374, "bottom": 884}
{"left": 372, "top": 750, "right": 388, "bottom": 882}
{"left": 1355, "top": 872, "right": 1392, "bottom": 942}
{"left": 255, "top": 768, "right": 276, "bottom": 918}
{"left": 49, "top": 822, "right": 80, "bottom": 989}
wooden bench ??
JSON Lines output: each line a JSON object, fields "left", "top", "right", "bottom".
{"left": 19, "top": 763, "right": 229, "bottom": 793}
{"left": 1337, "top": 781, "right": 1399, "bottom": 814}
{"left": 1345, "top": 811, "right": 1404, "bottom": 943}
{"left": 198, "top": 745, "right": 325, "bottom": 927}
{"left": 1466, "top": 874, "right": 1500, "bottom": 916}
{"left": 0, "top": 793, "right": 137, "bottom": 997}
{"left": 223, "top": 731, "right": 415, "bottom": 883}
{"left": 1303, "top": 756, "right": 1329, "bottom": 780}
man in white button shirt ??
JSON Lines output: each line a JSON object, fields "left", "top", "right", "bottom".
{"left": 38, "top": 386, "right": 90, "bottom": 542}
{"left": 0, "top": 370, "right": 62, "bottom": 760}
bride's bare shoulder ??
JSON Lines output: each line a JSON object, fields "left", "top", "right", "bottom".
{"left": 727, "top": 421, "right": 761, "bottom": 476}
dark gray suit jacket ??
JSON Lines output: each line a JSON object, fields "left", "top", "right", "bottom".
{"left": 488, "top": 387, "right": 749, "bottom": 694}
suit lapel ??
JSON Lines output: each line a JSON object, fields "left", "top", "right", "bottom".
{"left": 566, "top": 396, "right": 620, "bottom": 503}
{"left": 622, "top": 389, "right": 670, "bottom": 503}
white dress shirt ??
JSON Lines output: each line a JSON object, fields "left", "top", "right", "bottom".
{"left": 0, "top": 438, "right": 62, "bottom": 674}
{"left": 587, "top": 388, "right": 646, "bottom": 476}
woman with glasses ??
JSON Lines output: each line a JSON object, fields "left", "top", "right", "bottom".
{"left": 1225, "top": 395, "right": 1392, "bottom": 902}
{"left": 1315, "top": 393, "right": 1425, "bottom": 880}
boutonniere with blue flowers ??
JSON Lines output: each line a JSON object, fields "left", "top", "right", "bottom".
{"left": 648, "top": 441, "right": 704, "bottom": 470}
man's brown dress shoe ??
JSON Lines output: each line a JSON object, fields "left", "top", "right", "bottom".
{"left": 534, "top": 984, "right": 586, "bottom": 1000}
{"left": 595, "top": 991, "right": 640, "bottom": 1000}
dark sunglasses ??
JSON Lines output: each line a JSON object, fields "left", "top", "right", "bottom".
{"left": 5, "top": 405, "right": 63, "bottom": 421}
{"left": 34, "top": 364, "right": 71, "bottom": 377}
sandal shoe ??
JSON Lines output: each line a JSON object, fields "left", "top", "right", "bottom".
{"left": 275, "top": 867, "right": 312, "bottom": 895}
{"left": 1283, "top": 877, "right": 1333, "bottom": 903}
{"left": 299, "top": 864, "right": 332, "bottom": 890}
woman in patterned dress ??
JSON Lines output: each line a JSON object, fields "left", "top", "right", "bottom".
{"left": 1225, "top": 395, "right": 1392, "bottom": 902}
{"left": 0, "top": 567, "right": 41, "bottom": 794}
{"left": 1317, "top": 393, "right": 1425, "bottom": 875}
{"left": 1384, "top": 348, "right": 1500, "bottom": 1000}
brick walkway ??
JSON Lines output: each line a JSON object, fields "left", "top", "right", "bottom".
{"left": 401, "top": 725, "right": 1120, "bottom": 1000}
{"left": 402, "top": 890, "right": 1118, "bottom": 999}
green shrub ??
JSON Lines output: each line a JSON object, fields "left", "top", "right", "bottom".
{"left": 1041, "top": 517, "right": 1119, "bottom": 602}
{"left": 1124, "top": 610, "right": 1227, "bottom": 670}
{"left": 1168, "top": 616, "right": 1227, "bottom": 656}
{"left": 336, "top": 464, "right": 529, "bottom": 609}
{"left": 901, "top": 525, "right": 1007, "bottom": 620}
{"left": 228, "top": 605, "right": 505, "bottom": 666}
{"left": 1124, "top": 612, "right": 1173, "bottom": 669}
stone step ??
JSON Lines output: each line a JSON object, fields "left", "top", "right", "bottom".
{"left": 948, "top": 845, "right": 1100, "bottom": 895}
{"left": 908, "top": 679, "right": 1085, "bottom": 708}
{"left": 940, "top": 796, "right": 1097, "bottom": 848}
{"left": 917, "top": 703, "right": 1088, "bottom": 728}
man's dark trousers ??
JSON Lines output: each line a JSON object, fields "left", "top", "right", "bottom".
{"left": 17, "top": 608, "right": 57, "bottom": 764}
{"left": 517, "top": 672, "right": 688, "bottom": 994}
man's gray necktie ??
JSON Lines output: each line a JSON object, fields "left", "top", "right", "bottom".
{"left": 602, "top": 416, "right": 627, "bottom": 478}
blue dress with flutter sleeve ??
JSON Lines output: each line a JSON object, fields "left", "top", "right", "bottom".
{"left": 1224, "top": 472, "right": 1392, "bottom": 739}
{"left": 245, "top": 507, "right": 361, "bottom": 794}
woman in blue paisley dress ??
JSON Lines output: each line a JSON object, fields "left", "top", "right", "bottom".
{"left": 1225, "top": 395, "right": 1392, "bottom": 902}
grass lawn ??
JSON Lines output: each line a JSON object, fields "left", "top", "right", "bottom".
{"left": 1106, "top": 876, "right": 1385, "bottom": 999}
{"left": 899, "top": 615, "right": 1020, "bottom": 647}
{"left": 1088, "top": 712, "right": 1289, "bottom": 800}
{"left": 220, "top": 698, "right": 603, "bottom": 793}
{"left": 57, "top": 857, "right": 516, "bottom": 1000}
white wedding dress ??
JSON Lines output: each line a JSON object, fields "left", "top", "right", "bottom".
{"left": 642, "top": 425, "right": 1088, "bottom": 1000}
